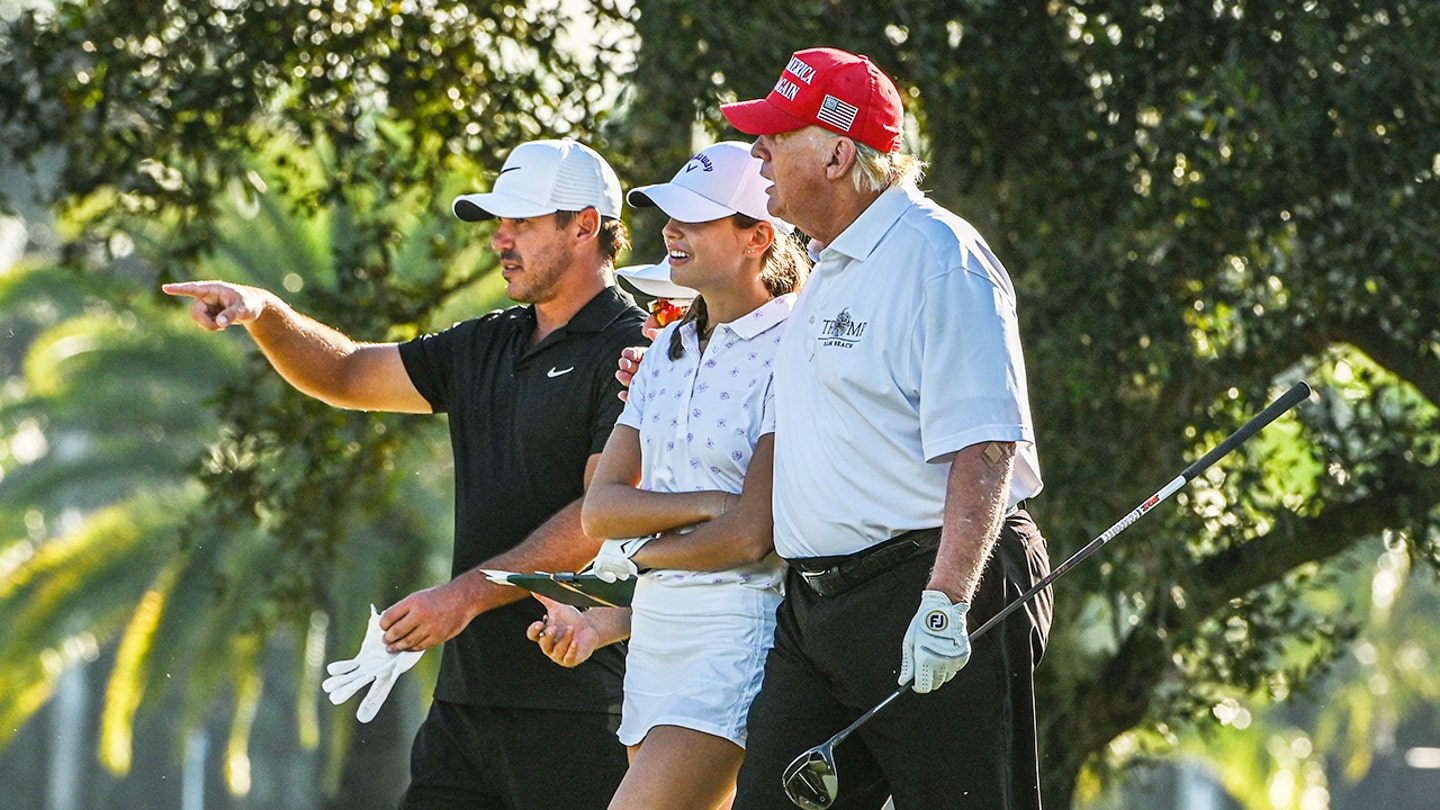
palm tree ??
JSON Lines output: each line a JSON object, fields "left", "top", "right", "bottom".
{"left": 0, "top": 133, "right": 504, "bottom": 806}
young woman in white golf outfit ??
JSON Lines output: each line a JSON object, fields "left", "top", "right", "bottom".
{"left": 527, "top": 140, "right": 808, "bottom": 810}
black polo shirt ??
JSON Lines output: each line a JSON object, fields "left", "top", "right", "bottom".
{"left": 399, "top": 286, "right": 647, "bottom": 710}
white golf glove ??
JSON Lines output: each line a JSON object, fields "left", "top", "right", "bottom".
{"left": 590, "top": 536, "right": 653, "bottom": 583}
{"left": 322, "top": 605, "right": 423, "bottom": 723}
{"left": 899, "top": 590, "right": 971, "bottom": 694}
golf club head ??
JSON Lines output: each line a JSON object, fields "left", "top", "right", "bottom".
{"left": 783, "top": 746, "right": 840, "bottom": 809}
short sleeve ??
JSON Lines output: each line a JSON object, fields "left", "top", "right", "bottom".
{"left": 759, "top": 375, "right": 777, "bottom": 437}
{"left": 617, "top": 326, "right": 673, "bottom": 433}
{"left": 917, "top": 259, "right": 1033, "bottom": 462}
{"left": 398, "top": 321, "right": 475, "bottom": 414}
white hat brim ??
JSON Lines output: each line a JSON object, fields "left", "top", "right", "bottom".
{"left": 627, "top": 184, "right": 738, "bottom": 224}
{"left": 452, "top": 192, "right": 560, "bottom": 222}
{"left": 615, "top": 260, "right": 697, "bottom": 300}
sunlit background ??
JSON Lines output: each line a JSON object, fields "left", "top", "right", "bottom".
{"left": 3, "top": 0, "right": 1439, "bottom": 807}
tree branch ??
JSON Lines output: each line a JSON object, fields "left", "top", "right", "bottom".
{"left": 1043, "top": 455, "right": 1440, "bottom": 803}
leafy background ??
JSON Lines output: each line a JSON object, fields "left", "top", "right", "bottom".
{"left": 2, "top": 0, "right": 1438, "bottom": 807}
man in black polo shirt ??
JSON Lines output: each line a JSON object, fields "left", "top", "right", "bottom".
{"left": 164, "top": 138, "right": 645, "bottom": 809}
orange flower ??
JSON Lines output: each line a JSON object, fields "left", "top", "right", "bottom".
{"left": 648, "top": 297, "right": 688, "bottom": 327}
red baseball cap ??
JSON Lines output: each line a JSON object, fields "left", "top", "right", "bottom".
{"left": 721, "top": 48, "right": 903, "bottom": 153}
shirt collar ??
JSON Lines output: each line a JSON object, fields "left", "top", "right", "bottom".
{"left": 820, "top": 185, "right": 921, "bottom": 264}
{"left": 725, "top": 293, "right": 795, "bottom": 340}
{"left": 545, "top": 285, "right": 638, "bottom": 335}
{"left": 681, "top": 293, "right": 796, "bottom": 344}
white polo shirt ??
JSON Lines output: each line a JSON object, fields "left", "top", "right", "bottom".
{"left": 773, "top": 186, "right": 1042, "bottom": 559}
{"left": 617, "top": 294, "right": 795, "bottom": 591}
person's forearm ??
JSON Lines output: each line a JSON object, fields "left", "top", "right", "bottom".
{"left": 928, "top": 441, "right": 1015, "bottom": 603}
{"left": 473, "top": 498, "right": 606, "bottom": 613}
{"left": 630, "top": 434, "right": 776, "bottom": 571}
{"left": 629, "top": 509, "right": 772, "bottom": 571}
{"left": 245, "top": 297, "right": 428, "bottom": 413}
{"left": 582, "top": 482, "right": 733, "bottom": 539}
{"left": 581, "top": 606, "right": 633, "bottom": 648}
{"left": 245, "top": 301, "right": 362, "bottom": 404}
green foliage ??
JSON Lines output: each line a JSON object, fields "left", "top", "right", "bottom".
{"left": 3, "top": 0, "right": 1440, "bottom": 806}
{"left": 0, "top": 490, "right": 184, "bottom": 750}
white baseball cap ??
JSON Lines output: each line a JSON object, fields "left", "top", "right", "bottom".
{"left": 627, "top": 141, "right": 794, "bottom": 234}
{"left": 453, "top": 138, "right": 623, "bottom": 221}
{"left": 615, "top": 259, "right": 697, "bottom": 300}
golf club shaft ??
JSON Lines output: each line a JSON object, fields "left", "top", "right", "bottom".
{"left": 823, "top": 380, "right": 1312, "bottom": 747}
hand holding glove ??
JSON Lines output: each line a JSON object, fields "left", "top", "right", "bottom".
{"left": 590, "top": 535, "right": 653, "bottom": 583}
{"left": 899, "top": 590, "right": 971, "bottom": 694}
{"left": 322, "top": 605, "right": 423, "bottom": 722}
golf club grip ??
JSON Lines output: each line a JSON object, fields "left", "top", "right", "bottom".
{"left": 1179, "top": 380, "right": 1312, "bottom": 482}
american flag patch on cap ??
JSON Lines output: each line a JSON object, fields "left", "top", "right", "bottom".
{"left": 815, "top": 94, "right": 860, "bottom": 132}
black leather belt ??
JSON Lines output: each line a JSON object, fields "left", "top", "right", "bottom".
{"left": 788, "top": 528, "right": 942, "bottom": 597}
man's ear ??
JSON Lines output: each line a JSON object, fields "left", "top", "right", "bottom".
{"left": 570, "top": 207, "right": 602, "bottom": 242}
{"left": 824, "top": 137, "right": 858, "bottom": 182}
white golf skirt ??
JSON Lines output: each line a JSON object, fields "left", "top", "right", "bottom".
{"left": 618, "top": 576, "right": 782, "bottom": 748}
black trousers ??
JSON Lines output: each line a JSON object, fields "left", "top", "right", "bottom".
{"left": 733, "top": 512, "right": 1052, "bottom": 810}
{"left": 399, "top": 700, "right": 628, "bottom": 810}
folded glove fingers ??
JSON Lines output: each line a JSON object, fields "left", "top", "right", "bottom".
{"left": 356, "top": 666, "right": 400, "bottom": 724}
{"left": 913, "top": 646, "right": 962, "bottom": 693}
{"left": 321, "top": 665, "right": 370, "bottom": 693}
{"left": 324, "top": 669, "right": 377, "bottom": 705}
{"left": 592, "top": 557, "right": 637, "bottom": 583}
{"left": 591, "top": 537, "right": 645, "bottom": 583}
{"left": 325, "top": 657, "right": 362, "bottom": 677}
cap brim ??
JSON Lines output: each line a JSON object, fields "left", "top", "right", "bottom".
{"left": 721, "top": 98, "right": 811, "bottom": 136}
{"left": 452, "top": 192, "right": 558, "bottom": 222}
{"left": 627, "top": 184, "right": 737, "bottom": 224}
{"left": 615, "top": 260, "right": 697, "bottom": 300}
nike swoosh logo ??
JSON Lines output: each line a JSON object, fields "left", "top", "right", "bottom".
{"left": 547, "top": 366, "right": 575, "bottom": 378}
{"left": 498, "top": 166, "right": 521, "bottom": 175}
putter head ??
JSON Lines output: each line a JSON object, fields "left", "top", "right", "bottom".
{"left": 783, "top": 747, "right": 840, "bottom": 809}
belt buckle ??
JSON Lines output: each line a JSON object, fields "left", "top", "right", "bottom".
{"left": 797, "top": 566, "right": 841, "bottom": 597}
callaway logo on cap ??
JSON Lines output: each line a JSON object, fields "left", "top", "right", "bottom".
{"left": 626, "top": 141, "right": 793, "bottom": 233}
{"left": 721, "top": 47, "right": 904, "bottom": 153}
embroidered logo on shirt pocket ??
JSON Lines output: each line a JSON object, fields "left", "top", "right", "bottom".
{"left": 818, "top": 307, "right": 868, "bottom": 349}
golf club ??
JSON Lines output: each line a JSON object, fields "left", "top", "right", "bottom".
{"left": 782, "top": 379, "right": 1314, "bottom": 809}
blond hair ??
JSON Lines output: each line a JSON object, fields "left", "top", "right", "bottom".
{"left": 778, "top": 126, "right": 924, "bottom": 193}
{"left": 849, "top": 141, "right": 925, "bottom": 193}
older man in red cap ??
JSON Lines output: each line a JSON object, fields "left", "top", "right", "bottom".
{"left": 721, "top": 48, "right": 1053, "bottom": 809}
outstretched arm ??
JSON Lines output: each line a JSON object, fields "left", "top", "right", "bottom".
{"left": 163, "top": 280, "right": 430, "bottom": 413}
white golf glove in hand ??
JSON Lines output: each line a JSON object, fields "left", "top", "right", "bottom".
{"left": 590, "top": 536, "right": 653, "bottom": 583}
{"left": 899, "top": 590, "right": 971, "bottom": 694}
{"left": 322, "top": 605, "right": 423, "bottom": 723}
